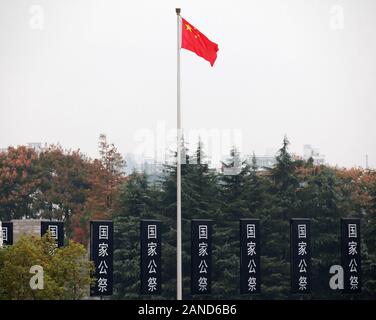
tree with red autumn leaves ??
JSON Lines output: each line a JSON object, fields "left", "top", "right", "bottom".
{"left": 0, "top": 146, "right": 42, "bottom": 220}
{"left": 0, "top": 134, "right": 125, "bottom": 245}
{"left": 71, "top": 134, "right": 125, "bottom": 244}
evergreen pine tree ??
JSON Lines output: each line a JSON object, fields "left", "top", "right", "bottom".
{"left": 113, "top": 171, "right": 164, "bottom": 299}
{"left": 213, "top": 147, "right": 250, "bottom": 298}
{"left": 261, "top": 136, "right": 298, "bottom": 298}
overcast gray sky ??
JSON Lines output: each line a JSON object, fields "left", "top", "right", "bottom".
{"left": 0, "top": 0, "right": 375, "bottom": 168}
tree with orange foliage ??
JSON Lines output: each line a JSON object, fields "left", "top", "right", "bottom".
{"left": 34, "top": 146, "right": 93, "bottom": 239}
{"left": 71, "top": 134, "right": 126, "bottom": 244}
{"left": 98, "top": 134, "right": 126, "bottom": 212}
{"left": 0, "top": 146, "right": 42, "bottom": 220}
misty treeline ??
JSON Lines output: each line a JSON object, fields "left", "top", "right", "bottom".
{"left": 0, "top": 135, "right": 375, "bottom": 299}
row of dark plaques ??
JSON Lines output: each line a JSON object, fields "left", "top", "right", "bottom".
{"left": 139, "top": 218, "right": 361, "bottom": 295}
{"left": 1, "top": 218, "right": 361, "bottom": 296}
{"left": 1, "top": 221, "right": 64, "bottom": 247}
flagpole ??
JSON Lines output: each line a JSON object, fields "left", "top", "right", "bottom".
{"left": 175, "top": 7, "right": 183, "bottom": 301}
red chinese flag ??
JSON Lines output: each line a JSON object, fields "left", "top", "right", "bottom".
{"left": 181, "top": 18, "right": 219, "bottom": 66}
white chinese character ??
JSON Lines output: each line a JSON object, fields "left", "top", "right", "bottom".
{"left": 298, "top": 224, "right": 307, "bottom": 239}
{"left": 99, "top": 225, "right": 109, "bottom": 240}
{"left": 247, "top": 242, "right": 256, "bottom": 256}
{"left": 98, "top": 260, "right": 108, "bottom": 274}
{"left": 298, "top": 242, "right": 307, "bottom": 255}
{"left": 349, "top": 259, "right": 358, "bottom": 272}
{"left": 48, "top": 225, "right": 58, "bottom": 239}
{"left": 248, "top": 259, "right": 257, "bottom": 273}
{"left": 147, "top": 242, "right": 158, "bottom": 256}
{"left": 348, "top": 224, "right": 357, "bottom": 238}
{"left": 349, "top": 275, "right": 358, "bottom": 290}
{"left": 246, "top": 224, "right": 256, "bottom": 239}
{"left": 298, "top": 259, "right": 307, "bottom": 273}
{"left": 2, "top": 227, "right": 7, "bottom": 242}
{"left": 198, "top": 242, "right": 208, "bottom": 256}
{"left": 198, "top": 225, "right": 208, "bottom": 239}
{"left": 198, "top": 277, "right": 208, "bottom": 291}
{"left": 298, "top": 276, "right": 307, "bottom": 291}
{"left": 98, "top": 278, "right": 107, "bottom": 292}
{"left": 148, "top": 277, "right": 157, "bottom": 292}
{"left": 98, "top": 243, "right": 109, "bottom": 257}
{"left": 148, "top": 225, "right": 157, "bottom": 239}
{"left": 248, "top": 276, "right": 257, "bottom": 292}
{"left": 148, "top": 259, "right": 157, "bottom": 274}
{"left": 198, "top": 260, "right": 208, "bottom": 274}
{"left": 348, "top": 241, "right": 357, "bottom": 255}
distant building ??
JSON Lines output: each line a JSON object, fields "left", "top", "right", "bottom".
{"left": 302, "top": 144, "right": 326, "bottom": 165}
{"left": 124, "top": 144, "right": 327, "bottom": 177}
{"left": 140, "top": 157, "right": 159, "bottom": 175}
{"left": 245, "top": 144, "right": 326, "bottom": 170}
{"left": 254, "top": 156, "right": 277, "bottom": 169}
{"left": 27, "top": 142, "right": 43, "bottom": 153}
{"left": 124, "top": 153, "right": 141, "bottom": 175}
{"left": 124, "top": 153, "right": 165, "bottom": 182}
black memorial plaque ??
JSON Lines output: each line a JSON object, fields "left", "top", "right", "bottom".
{"left": 2, "top": 222, "right": 13, "bottom": 246}
{"left": 341, "top": 218, "right": 361, "bottom": 293}
{"left": 191, "top": 219, "right": 213, "bottom": 295}
{"left": 290, "top": 218, "right": 311, "bottom": 293}
{"left": 90, "top": 220, "right": 113, "bottom": 296}
{"left": 240, "top": 219, "right": 260, "bottom": 294}
{"left": 140, "top": 219, "right": 162, "bottom": 295}
{"left": 41, "top": 221, "right": 64, "bottom": 247}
